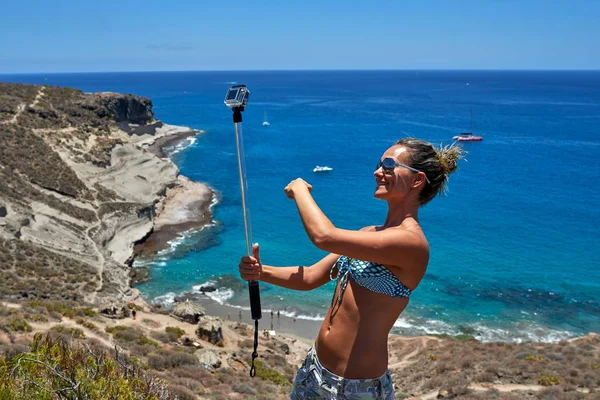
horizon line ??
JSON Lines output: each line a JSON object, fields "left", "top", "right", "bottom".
{"left": 1, "top": 68, "right": 600, "bottom": 76}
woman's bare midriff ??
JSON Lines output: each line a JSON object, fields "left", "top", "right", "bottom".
{"left": 314, "top": 278, "right": 409, "bottom": 379}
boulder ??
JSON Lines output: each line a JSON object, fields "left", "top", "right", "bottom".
{"left": 194, "top": 349, "right": 221, "bottom": 368}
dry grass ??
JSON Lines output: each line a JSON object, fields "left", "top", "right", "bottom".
{"left": 0, "top": 239, "right": 97, "bottom": 301}
{"left": 389, "top": 335, "right": 600, "bottom": 398}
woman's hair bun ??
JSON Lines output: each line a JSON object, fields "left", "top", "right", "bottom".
{"left": 437, "top": 144, "right": 465, "bottom": 175}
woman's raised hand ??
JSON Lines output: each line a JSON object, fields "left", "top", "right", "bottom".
{"left": 238, "top": 243, "right": 263, "bottom": 282}
{"left": 284, "top": 178, "right": 312, "bottom": 199}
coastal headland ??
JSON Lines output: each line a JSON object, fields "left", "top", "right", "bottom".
{"left": 0, "top": 82, "right": 598, "bottom": 399}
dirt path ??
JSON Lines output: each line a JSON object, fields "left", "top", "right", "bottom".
{"left": 85, "top": 213, "right": 105, "bottom": 304}
{"left": 388, "top": 336, "right": 442, "bottom": 370}
{"left": 1, "top": 86, "right": 45, "bottom": 125}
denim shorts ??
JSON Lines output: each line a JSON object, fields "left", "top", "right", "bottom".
{"left": 290, "top": 347, "right": 395, "bottom": 399}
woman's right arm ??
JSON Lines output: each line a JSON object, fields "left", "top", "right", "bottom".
{"left": 239, "top": 244, "right": 338, "bottom": 291}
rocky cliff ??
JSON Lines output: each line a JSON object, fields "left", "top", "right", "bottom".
{"left": 0, "top": 83, "right": 211, "bottom": 304}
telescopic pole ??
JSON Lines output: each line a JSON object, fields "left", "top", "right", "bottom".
{"left": 230, "top": 105, "right": 262, "bottom": 377}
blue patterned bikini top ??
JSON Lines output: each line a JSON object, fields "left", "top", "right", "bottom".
{"left": 329, "top": 255, "right": 412, "bottom": 307}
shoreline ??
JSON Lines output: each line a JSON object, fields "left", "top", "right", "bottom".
{"left": 129, "top": 124, "right": 218, "bottom": 260}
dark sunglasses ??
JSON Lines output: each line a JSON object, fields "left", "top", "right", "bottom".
{"left": 376, "top": 158, "right": 431, "bottom": 184}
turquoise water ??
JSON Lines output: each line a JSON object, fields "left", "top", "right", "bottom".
{"left": 4, "top": 70, "right": 599, "bottom": 341}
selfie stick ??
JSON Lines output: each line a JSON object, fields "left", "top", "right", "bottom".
{"left": 224, "top": 85, "right": 262, "bottom": 377}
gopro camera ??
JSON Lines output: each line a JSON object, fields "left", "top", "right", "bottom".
{"left": 224, "top": 85, "right": 250, "bottom": 108}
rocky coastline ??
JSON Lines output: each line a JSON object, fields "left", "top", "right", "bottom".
{"left": 0, "top": 82, "right": 215, "bottom": 304}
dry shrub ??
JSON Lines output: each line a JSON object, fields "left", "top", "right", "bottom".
{"left": 0, "top": 343, "right": 29, "bottom": 359}
{"left": 113, "top": 328, "right": 142, "bottom": 343}
{"left": 142, "top": 318, "right": 161, "bottom": 328}
{"left": 475, "top": 372, "right": 496, "bottom": 383}
{"left": 232, "top": 381, "right": 256, "bottom": 395}
{"left": 170, "top": 377, "right": 204, "bottom": 393}
{"left": 167, "top": 384, "right": 196, "bottom": 400}
{"left": 150, "top": 331, "right": 172, "bottom": 344}
{"left": 216, "top": 373, "right": 234, "bottom": 385}
{"left": 199, "top": 377, "right": 221, "bottom": 388}
{"left": 210, "top": 383, "right": 233, "bottom": 395}
{"left": 172, "top": 365, "right": 211, "bottom": 380}
{"left": 148, "top": 350, "right": 198, "bottom": 370}
{"left": 129, "top": 344, "right": 156, "bottom": 357}
{"left": 234, "top": 323, "right": 249, "bottom": 337}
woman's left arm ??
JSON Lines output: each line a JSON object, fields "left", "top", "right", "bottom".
{"left": 285, "top": 179, "right": 427, "bottom": 267}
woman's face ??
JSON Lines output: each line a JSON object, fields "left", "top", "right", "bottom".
{"left": 373, "top": 145, "right": 418, "bottom": 201}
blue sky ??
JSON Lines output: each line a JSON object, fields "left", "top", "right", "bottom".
{"left": 1, "top": 0, "right": 598, "bottom": 73}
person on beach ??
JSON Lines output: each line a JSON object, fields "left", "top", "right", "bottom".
{"left": 239, "top": 138, "right": 464, "bottom": 399}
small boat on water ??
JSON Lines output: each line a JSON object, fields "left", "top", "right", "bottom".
{"left": 453, "top": 107, "right": 482, "bottom": 141}
{"left": 313, "top": 166, "right": 333, "bottom": 173}
{"left": 453, "top": 132, "right": 483, "bottom": 141}
{"left": 262, "top": 111, "right": 270, "bottom": 126}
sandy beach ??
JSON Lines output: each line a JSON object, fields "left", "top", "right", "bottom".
{"left": 187, "top": 294, "right": 320, "bottom": 345}
{"left": 134, "top": 175, "right": 216, "bottom": 258}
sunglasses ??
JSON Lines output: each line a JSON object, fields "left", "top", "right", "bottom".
{"left": 376, "top": 158, "right": 431, "bottom": 184}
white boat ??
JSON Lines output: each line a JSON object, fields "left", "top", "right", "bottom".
{"left": 453, "top": 107, "right": 482, "bottom": 142}
{"left": 262, "top": 111, "right": 270, "bottom": 126}
{"left": 313, "top": 166, "right": 333, "bottom": 173}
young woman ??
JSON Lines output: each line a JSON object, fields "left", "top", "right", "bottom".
{"left": 239, "top": 138, "right": 464, "bottom": 399}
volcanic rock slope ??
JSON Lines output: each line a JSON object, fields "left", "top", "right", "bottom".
{"left": 0, "top": 82, "right": 180, "bottom": 304}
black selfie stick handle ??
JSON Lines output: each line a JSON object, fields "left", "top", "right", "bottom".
{"left": 249, "top": 281, "right": 262, "bottom": 320}
{"left": 249, "top": 280, "right": 261, "bottom": 377}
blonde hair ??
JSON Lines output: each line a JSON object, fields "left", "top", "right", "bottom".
{"left": 395, "top": 137, "right": 466, "bottom": 205}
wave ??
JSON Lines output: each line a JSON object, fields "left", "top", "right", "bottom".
{"left": 165, "top": 136, "right": 198, "bottom": 156}
{"left": 391, "top": 315, "right": 576, "bottom": 343}
{"left": 153, "top": 292, "right": 177, "bottom": 307}
{"left": 192, "top": 279, "right": 235, "bottom": 305}
{"left": 153, "top": 221, "right": 220, "bottom": 260}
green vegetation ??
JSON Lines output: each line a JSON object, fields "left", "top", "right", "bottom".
{"left": 136, "top": 335, "right": 160, "bottom": 348}
{"left": 525, "top": 354, "right": 545, "bottom": 361}
{"left": 165, "top": 326, "right": 185, "bottom": 338}
{"left": 75, "top": 318, "right": 99, "bottom": 331}
{"left": 49, "top": 325, "right": 86, "bottom": 339}
{"left": 2, "top": 318, "right": 32, "bottom": 332}
{"left": 252, "top": 359, "right": 291, "bottom": 386}
{"left": 23, "top": 313, "right": 48, "bottom": 323}
{"left": 538, "top": 375, "right": 560, "bottom": 386}
{"left": 0, "top": 333, "right": 173, "bottom": 399}
{"left": 42, "top": 302, "right": 97, "bottom": 319}
{"left": 105, "top": 325, "right": 129, "bottom": 335}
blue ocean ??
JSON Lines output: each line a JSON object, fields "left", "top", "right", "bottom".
{"left": 3, "top": 70, "right": 599, "bottom": 342}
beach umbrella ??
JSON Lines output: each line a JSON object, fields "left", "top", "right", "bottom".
{"left": 172, "top": 300, "right": 205, "bottom": 324}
